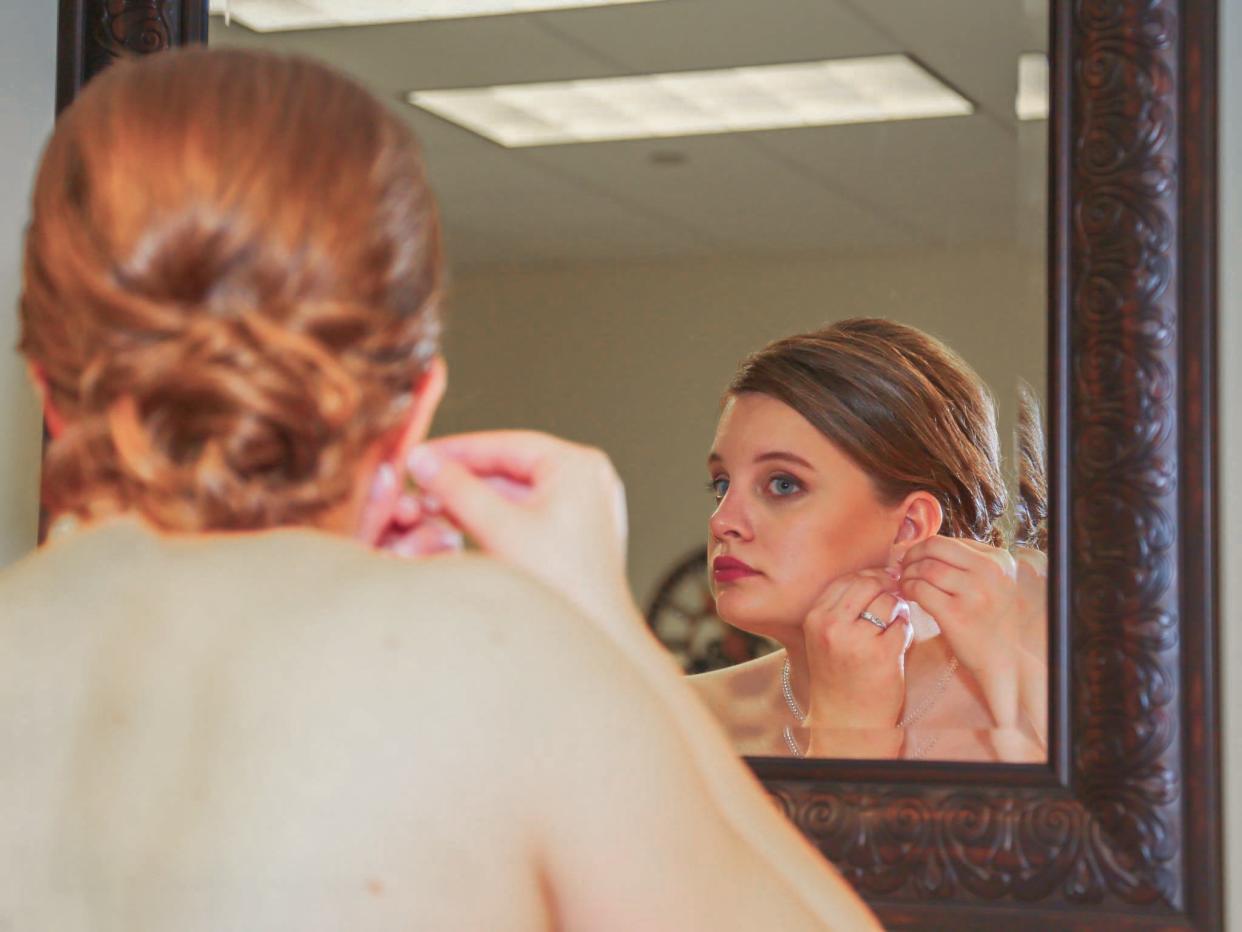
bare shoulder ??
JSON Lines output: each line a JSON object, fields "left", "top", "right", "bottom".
{"left": 688, "top": 650, "right": 785, "bottom": 710}
{"left": 197, "top": 534, "right": 608, "bottom": 719}
{"left": 2, "top": 522, "right": 608, "bottom": 766}
{"left": 0, "top": 525, "right": 602, "bottom": 931}
{"left": 686, "top": 651, "right": 787, "bottom": 753}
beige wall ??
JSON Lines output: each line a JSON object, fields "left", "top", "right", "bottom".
{"left": 436, "top": 244, "right": 1045, "bottom": 606}
{"left": 0, "top": 7, "right": 53, "bottom": 569}
{"left": 1221, "top": 0, "right": 1240, "bottom": 926}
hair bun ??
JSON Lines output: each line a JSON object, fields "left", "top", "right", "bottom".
{"left": 23, "top": 48, "right": 443, "bottom": 531}
{"left": 72, "top": 306, "right": 362, "bottom": 528}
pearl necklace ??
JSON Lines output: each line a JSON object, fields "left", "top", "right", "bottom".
{"left": 779, "top": 653, "right": 959, "bottom": 758}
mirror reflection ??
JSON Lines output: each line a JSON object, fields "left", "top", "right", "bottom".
{"left": 210, "top": 0, "right": 1049, "bottom": 763}
{"left": 689, "top": 323, "right": 1049, "bottom": 763}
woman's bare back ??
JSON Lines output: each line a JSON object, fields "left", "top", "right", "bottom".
{"left": 0, "top": 521, "right": 877, "bottom": 930}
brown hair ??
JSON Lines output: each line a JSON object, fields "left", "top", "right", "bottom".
{"left": 20, "top": 47, "right": 443, "bottom": 531}
{"left": 1014, "top": 381, "right": 1048, "bottom": 550}
{"left": 728, "top": 318, "right": 1008, "bottom": 546}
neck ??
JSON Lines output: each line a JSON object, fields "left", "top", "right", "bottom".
{"left": 60, "top": 460, "right": 378, "bottom": 542}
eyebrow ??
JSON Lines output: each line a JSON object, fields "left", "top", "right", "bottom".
{"left": 707, "top": 450, "right": 815, "bottom": 469}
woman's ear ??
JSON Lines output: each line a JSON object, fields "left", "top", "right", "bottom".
{"left": 391, "top": 355, "right": 447, "bottom": 467}
{"left": 28, "top": 363, "right": 65, "bottom": 438}
{"left": 890, "top": 491, "right": 943, "bottom": 562}
{"left": 354, "top": 356, "right": 448, "bottom": 545}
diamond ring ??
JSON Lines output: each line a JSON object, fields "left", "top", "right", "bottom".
{"left": 859, "top": 610, "right": 888, "bottom": 631}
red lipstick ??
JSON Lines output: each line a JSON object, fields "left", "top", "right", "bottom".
{"left": 712, "top": 555, "right": 760, "bottom": 583}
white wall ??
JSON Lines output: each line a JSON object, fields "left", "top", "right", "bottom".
{"left": 0, "top": 7, "right": 54, "bottom": 568}
{"left": 436, "top": 244, "right": 1045, "bottom": 606}
{"left": 1221, "top": 0, "right": 1240, "bottom": 927}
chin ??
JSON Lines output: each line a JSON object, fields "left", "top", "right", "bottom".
{"left": 714, "top": 588, "right": 795, "bottom": 639}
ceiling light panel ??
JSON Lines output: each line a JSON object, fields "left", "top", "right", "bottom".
{"left": 409, "top": 56, "right": 974, "bottom": 147}
{"left": 208, "top": 0, "right": 663, "bottom": 32}
{"left": 1016, "top": 52, "right": 1049, "bottom": 120}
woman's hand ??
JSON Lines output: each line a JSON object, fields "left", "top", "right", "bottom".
{"left": 359, "top": 463, "right": 466, "bottom": 558}
{"left": 801, "top": 570, "right": 911, "bottom": 732}
{"left": 897, "top": 537, "right": 1024, "bottom": 727}
{"left": 403, "top": 431, "right": 634, "bottom": 627}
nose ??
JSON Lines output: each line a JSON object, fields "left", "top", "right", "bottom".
{"left": 709, "top": 489, "right": 753, "bottom": 542}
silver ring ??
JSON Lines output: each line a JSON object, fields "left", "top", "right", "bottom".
{"left": 859, "top": 610, "right": 888, "bottom": 631}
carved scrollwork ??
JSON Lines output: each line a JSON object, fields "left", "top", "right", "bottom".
{"left": 755, "top": 0, "right": 1206, "bottom": 923}
{"left": 94, "top": 0, "right": 175, "bottom": 58}
{"left": 775, "top": 783, "right": 1181, "bottom": 909}
{"left": 1070, "top": 0, "right": 1182, "bottom": 907}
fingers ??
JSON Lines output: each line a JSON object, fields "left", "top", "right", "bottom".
{"left": 421, "top": 430, "right": 569, "bottom": 483}
{"left": 356, "top": 462, "right": 402, "bottom": 546}
{"left": 393, "top": 492, "right": 422, "bottom": 527}
{"left": 417, "top": 433, "right": 622, "bottom": 537}
{"left": 406, "top": 446, "right": 519, "bottom": 548}
{"left": 900, "top": 536, "right": 979, "bottom": 571}
{"left": 880, "top": 606, "right": 914, "bottom": 653}
{"left": 483, "top": 474, "right": 535, "bottom": 503}
{"left": 380, "top": 518, "right": 464, "bottom": 558}
{"left": 863, "top": 593, "right": 912, "bottom": 658}
{"left": 836, "top": 576, "right": 891, "bottom": 626}
{"left": 900, "top": 537, "right": 1016, "bottom": 582}
{"left": 855, "top": 591, "right": 902, "bottom": 630}
{"left": 898, "top": 577, "right": 952, "bottom": 625}
{"left": 900, "top": 558, "right": 969, "bottom": 597}
{"left": 406, "top": 433, "right": 628, "bottom": 556}
{"left": 809, "top": 574, "right": 888, "bottom": 634}
{"left": 873, "top": 592, "right": 910, "bottom": 628}
{"left": 813, "top": 567, "right": 894, "bottom": 616}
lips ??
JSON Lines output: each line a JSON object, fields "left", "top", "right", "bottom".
{"left": 712, "top": 555, "right": 760, "bottom": 583}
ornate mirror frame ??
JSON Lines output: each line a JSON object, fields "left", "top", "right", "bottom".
{"left": 56, "top": 0, "right": 1221, "bottom": 926}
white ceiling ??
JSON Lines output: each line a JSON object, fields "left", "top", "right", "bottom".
{"left": 208, "top": 0, "right": 1049, "bottom": 270}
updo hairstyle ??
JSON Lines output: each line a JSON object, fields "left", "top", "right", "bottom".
{"left": 20, "top": 47, "right": 443, "bottom": 531}
{"left": 728, "top": 318, "right": 1009, "bottom": 546}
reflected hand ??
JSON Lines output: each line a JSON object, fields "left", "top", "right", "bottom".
{"left": 897, "top": 537, "right": 1020, "bottom": 676}
{"left": 897, "top": 537, "right": 1024, "bottom": 726}
{"left": 802, "top": 569, "right": 911, "bottom": 731}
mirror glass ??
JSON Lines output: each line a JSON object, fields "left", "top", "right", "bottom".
{"left": 209, "top": 0, "right": 1049, "bottom": 763}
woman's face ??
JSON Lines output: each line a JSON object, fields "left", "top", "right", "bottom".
{"left": 707, "top": 393, "right": 903, "bottom": 636}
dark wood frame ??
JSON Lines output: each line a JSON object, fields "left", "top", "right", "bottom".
{"left": 54, "top": 1, "right": 1220, "bottom": 927}
{"left": 56, "top": 0, "right": 208, "bottom": 113}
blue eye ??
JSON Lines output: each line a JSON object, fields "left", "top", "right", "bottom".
{"left": 707, "top": 477, "right": 729, "bottom": 503}
{"left": 767, "top": 475, "right": 802, "bottom": 497}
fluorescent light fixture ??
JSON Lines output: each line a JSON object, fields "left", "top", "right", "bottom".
{"left": 408, "top": 56, "right": 974, "bottom": 147}
{"left": 207, "top": 0, "right": 663, "bottom": 32}
{"left": 1016, "top": 52, "right": 1049, "bottom": 120}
